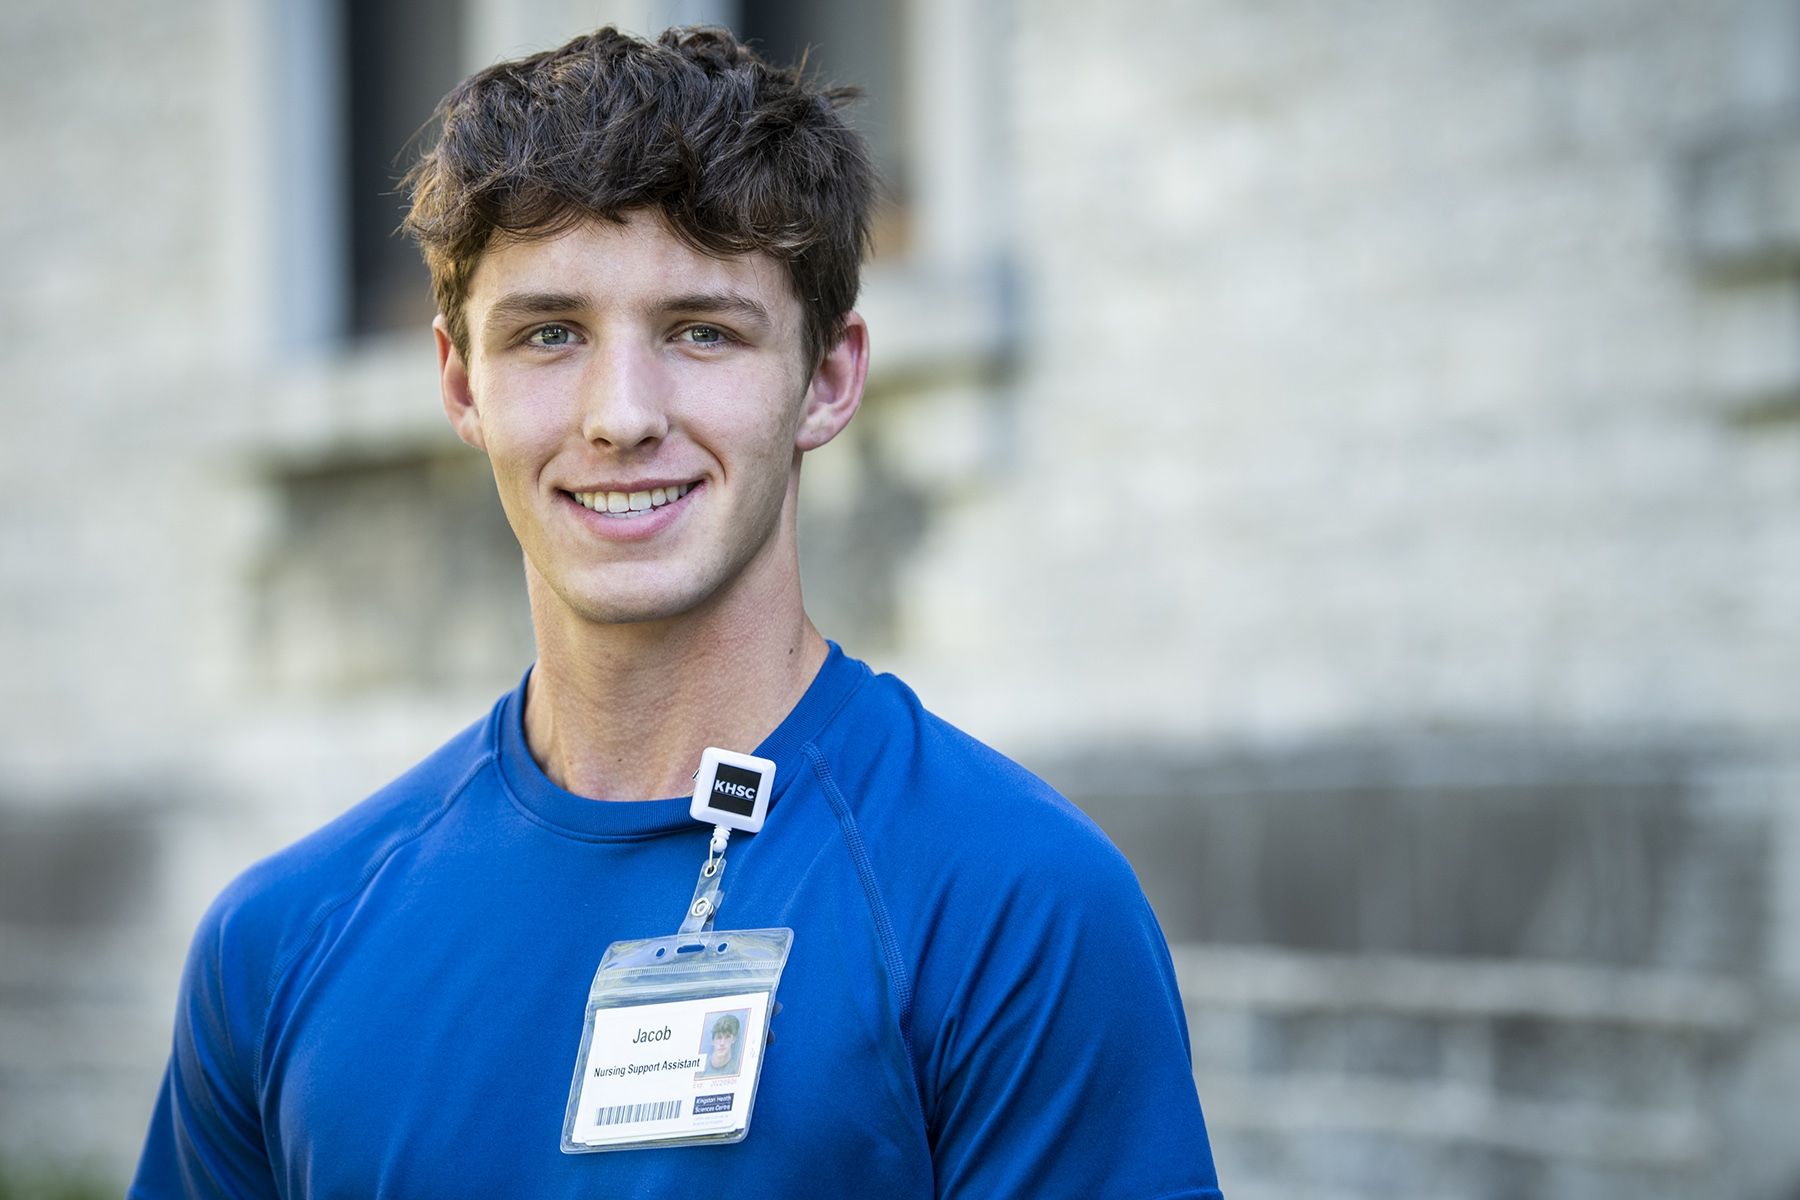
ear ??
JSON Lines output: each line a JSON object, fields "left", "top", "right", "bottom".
{"left": 796, "top": 312, "right": 869, "bottom": 452}
{"left": 435, "top": 315, "right": 486, "bottom": 452}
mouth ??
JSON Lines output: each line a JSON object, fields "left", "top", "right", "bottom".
{"left": 565, "top": 481, "right": 700, "bottom": 518}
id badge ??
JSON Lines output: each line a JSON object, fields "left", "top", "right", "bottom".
{"left": 561, "top": 926, "right": 793, "bottom": 1152}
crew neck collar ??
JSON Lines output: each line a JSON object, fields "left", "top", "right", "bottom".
{"left": 492, "top": 641, "right": 867, "bottom": 841}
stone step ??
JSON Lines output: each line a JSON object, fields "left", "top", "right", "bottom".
{"left": 1198, "top": 1071, "right": 1711, "bottom": 1169}
{"left": 1171, "top": 944, "right": 1757, "bottom": 1191}
{"left": 1170, "top": 944, "right": 1757, "bottom": 1029}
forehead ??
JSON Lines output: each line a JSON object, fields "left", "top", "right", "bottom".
{"left": 465, "top": 210, "right": 800, "bottom": 329}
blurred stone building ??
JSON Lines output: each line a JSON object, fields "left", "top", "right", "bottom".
{"left": 2, "top": 0, "right": 1798, "bottom": 1196}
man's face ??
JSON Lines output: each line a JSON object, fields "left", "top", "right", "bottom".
{"left": 437, "top": 210, "right": 863, "bottom": 627}
{"left": 710, "top": 1029, "right": 736, "bottom": 1068}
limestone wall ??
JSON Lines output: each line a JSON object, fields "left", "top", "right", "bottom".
{"left": 2, "top": 1, "right": 1797, "bottom": 1195}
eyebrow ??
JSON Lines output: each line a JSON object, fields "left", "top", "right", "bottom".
{"left": 663, "top": 291, "right": 774, "bottom": 331}
{"left": 481, "top": 291, "right": 590, "bottom": 333}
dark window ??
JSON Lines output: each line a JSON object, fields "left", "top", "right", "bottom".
{"left": 343, "top": 0, "right": 467, "bottom": 337}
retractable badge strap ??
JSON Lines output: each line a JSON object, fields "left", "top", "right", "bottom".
{"left": 560, "top": 748, "right": 792, "bottom": 1154}
{"left": 679, "top": 743, "right": 777, "bottom": 937}
{"left": 680, "top": 826, "right": 730, "bottom": 935}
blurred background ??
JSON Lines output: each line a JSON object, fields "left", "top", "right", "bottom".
{"left": 3, "top": 0, "right": 1799, "bottom": 1196}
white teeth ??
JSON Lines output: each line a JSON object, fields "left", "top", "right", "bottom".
{"left": 572, "top": 483, "right": 695, "bottom": 515}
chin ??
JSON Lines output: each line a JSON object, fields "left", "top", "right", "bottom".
{"left": 550, "top": 570, "right": 719, "bottom": 627}
{"left": 528, "top": 533, "right": 780, "bottom": 630}
{"left": 564, "top": 591, "right": 704, "bottom": 627}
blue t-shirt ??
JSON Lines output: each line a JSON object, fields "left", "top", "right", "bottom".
{"left": 132, "top": 645, "right": 1223, "bottom": 1198}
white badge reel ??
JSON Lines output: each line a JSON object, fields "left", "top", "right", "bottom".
{"left": 561, "top": 748, "right": 792, "bottom": 1154}
{"left": 690, "top": 746, "right": 774, "bottom": 832}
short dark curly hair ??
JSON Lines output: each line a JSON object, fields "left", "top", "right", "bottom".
{"left": 403, "top": 25, "right": 876, "bottom": 368}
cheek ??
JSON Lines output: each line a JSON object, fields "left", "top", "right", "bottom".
{"left": 720, "top": 395, "right": 809, "bottom": 470}
{"left": 471, "top": 380, "right": 567, "bottom": 461}
{"left": 682, "top": 415, "right": 795, "bottom": 495}
{"left": 684, "top": 362, "right": 808, "bottom": 437}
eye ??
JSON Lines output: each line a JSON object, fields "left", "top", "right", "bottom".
{"left": 680, "top": 324, "right": 729, "bottom": 347}
{"left": 525, "top": 324, "right": 577, "bottom": 348}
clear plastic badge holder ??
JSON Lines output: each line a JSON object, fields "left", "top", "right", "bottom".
{"left": 560, "top": 927, "right": 793, "bottom": 1152}
{"left": 562, "top": 760, "right": 791, "bottom": 1153}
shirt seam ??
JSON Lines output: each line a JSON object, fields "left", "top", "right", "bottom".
{"left": 251, "top": 753, "right": 487, "bottom": 1095}
{"left": 485, "top": 692, "right": 686, "bottom": 844}
{"left": 496, "top": 783, "right": 698, "bottom": 844}
{"left": 803, "top": 742, "right": 919, "bottom": 1081}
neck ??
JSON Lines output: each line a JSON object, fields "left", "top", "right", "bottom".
{"left": 520, "top": 539, "right": 827, "bottom": 802}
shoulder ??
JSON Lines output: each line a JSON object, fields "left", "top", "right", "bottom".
{"left": 808, "top": 661, "right": 1201, "bottom": 1167}
{"left": 809, "top": 664, "right": 1146, "bottom": 920}
{"left": 189, "top": 704, "right": 499, "bottom": 998}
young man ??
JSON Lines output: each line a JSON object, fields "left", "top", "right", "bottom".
{"left": 699, "top": 1013, "right": 743, "bottom": 1079}
{"left": 132, "top": 26, "right": 1222, "bottom": 1198}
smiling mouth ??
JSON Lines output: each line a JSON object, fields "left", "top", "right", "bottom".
{"left": 567, "top": 481, "right": 699, "bottom": 517}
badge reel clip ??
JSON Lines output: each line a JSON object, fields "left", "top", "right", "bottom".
{"left": 681, "top": 746, "right": 772, "bottom": 935}
{"left": 561, "top": 749, "right": 795, "bottom": 1155}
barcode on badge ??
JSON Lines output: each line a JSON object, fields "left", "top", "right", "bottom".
{"left": 594, "top": 1098, "right": 682, "bottom": 1127}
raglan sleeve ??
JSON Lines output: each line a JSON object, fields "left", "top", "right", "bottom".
{"left": 130, "top": 886, "right": 283, "bottom": 1200}
{"left": 916, "top": 815, "right": 1225, "bottom": 1199}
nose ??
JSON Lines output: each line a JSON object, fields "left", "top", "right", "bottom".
{"left": 580, "top": 338, "right": 670, "bottom": 450}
